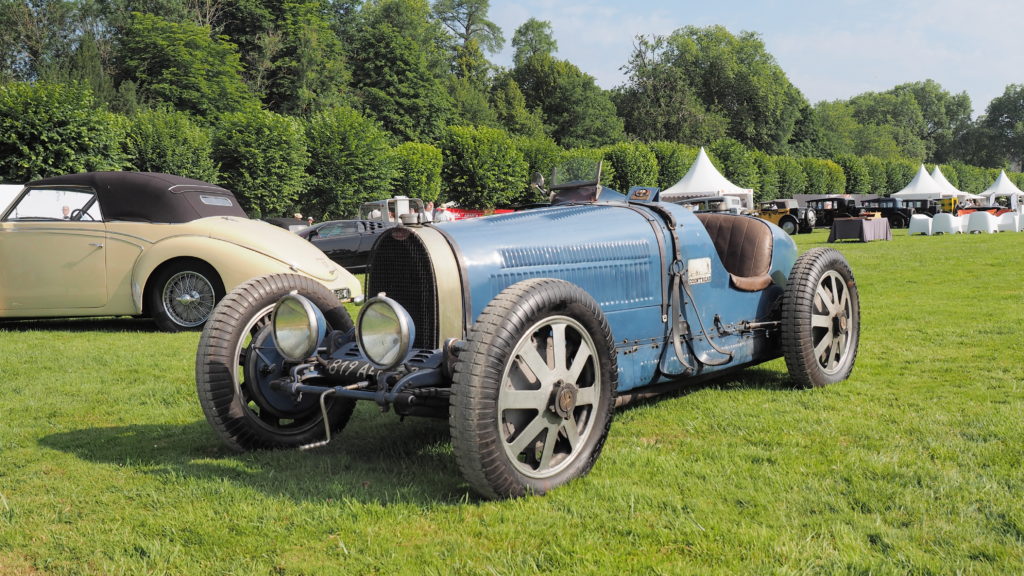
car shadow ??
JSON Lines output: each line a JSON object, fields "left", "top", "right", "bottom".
{"left": 0, "top": 317, "right": 161, "bottom": 333}
{"left": 39, "top": 367, "right": 796, "bottom": 506}
{"left": 38, "top": 413, "right": 471, "bottom": 506}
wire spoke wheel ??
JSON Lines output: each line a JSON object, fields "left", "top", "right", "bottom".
{"left": 162, "top": 270, "right": 216, "bottom": 327}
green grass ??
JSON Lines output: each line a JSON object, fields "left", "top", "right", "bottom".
{"left": 2, "top": 228, "right": 1022, "bottom": 574}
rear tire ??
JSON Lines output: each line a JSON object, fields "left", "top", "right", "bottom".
{"left": 196, "top": 273, "right": 356, "bottom": 451}
{"left": 450, "top": 279, "right": 616, "bottom": 499}
{"left": 149, "top": 260, "right": 223, "bottom": 332}
{"left": 782, "top": 248, "right": 860, "bottom": 388}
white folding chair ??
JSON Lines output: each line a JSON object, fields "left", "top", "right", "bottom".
{"left": 997, "top": 212, "right": 1021, "bottom": 232}
{"left": 932, "top": 213, "right": 961, "bottom": 234}
{"left": 908, "top": 214, "right": 932, "bottom": 236}
{"left": 967, "top": 211, "right": 998, "bottom": 234}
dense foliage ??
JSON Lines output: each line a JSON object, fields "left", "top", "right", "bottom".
{"left": 1, "top": 0, "right": 1023, "bottom": 214}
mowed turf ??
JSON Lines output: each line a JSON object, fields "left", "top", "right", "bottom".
{"left": 1, "top": 227, "right": 1021, "bottom": 575}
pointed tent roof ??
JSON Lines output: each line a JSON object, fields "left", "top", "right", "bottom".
{"left": 980, "top": 170, "right": 1024, "bottom": 209}
{"left": 660, "top": 147, "right": 753, "bottom": 207}
{"left": 929, "top": 166, "right": 981, "bottom": 200}
{"left": 891, "top": 164, "right": 947, "bottom": 200}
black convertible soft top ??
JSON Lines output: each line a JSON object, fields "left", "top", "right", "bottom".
{"left": 26, "top": 171, "right": 247, "bottom": 223}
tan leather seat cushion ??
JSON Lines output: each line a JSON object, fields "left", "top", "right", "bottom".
{"left": 695, "top": 213, "right": 774, "bottom": 291}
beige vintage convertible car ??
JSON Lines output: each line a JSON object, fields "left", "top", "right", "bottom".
{"left": 0, "top": 171, "right": 361, "bottom": 331}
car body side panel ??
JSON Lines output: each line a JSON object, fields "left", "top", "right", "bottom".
{"left": 0, "top": 221, "right": 108, "bottom": 310}
{"left": 432, "top": 203, "right": 796, "bottom": 392}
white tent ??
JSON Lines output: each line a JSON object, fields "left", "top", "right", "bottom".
{"left": 979, "top": 170, "right": 1023, "bottom": 210}
{"left": 891, "top": 164, "right": 947, "bottom": 200}
{"left": 659, "top": 147, "right": 754, "bottom": 209}
{"left": 930, "top": 166, "right": 982, "bottom": 200}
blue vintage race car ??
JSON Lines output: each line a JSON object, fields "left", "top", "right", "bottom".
{"left": 195, "top": 161, "right": 860, "bottom": 499}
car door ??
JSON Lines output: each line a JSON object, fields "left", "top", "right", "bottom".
{"left": 0, "top": 186, "right": 108, "bottom": 311}
{"left": 312, "top": 222, "right": 369, "bottom": 269}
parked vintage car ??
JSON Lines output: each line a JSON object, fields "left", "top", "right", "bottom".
{"left": 195, "top": 161, "right": 860, "bottom": 499}
{"left": 860, "top": 197, "right": 936, "bottom": 228}
{"left": 298, "top": 219, "right": 394, "bottom": 272}
{"left": 753, "top": 198, "right": 816, "bottom": 234}
{"left": 805, "top": 197, "right": 863, "bottom": 228}
{"left": 0, "top": 172, "right": 360, "bottom": 331}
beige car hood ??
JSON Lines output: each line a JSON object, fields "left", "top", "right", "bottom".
{"left": 205, "top": 216, "right": 343, "bottom": 281}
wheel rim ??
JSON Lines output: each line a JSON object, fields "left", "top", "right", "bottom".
{"left": 497, "top": 315, "right": 602, "bottom": 479}
{"left": 162, "top": 270, "right": 216, "bottom": 327}
{"left": 810, "top": 270, "right": 855, "bottom": 375}
{"left": 232, "top": 304, "right": 325, "bottom": 434}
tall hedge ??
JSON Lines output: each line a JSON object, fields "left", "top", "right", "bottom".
{"left": 750, "top": 151, "right": 779, "bottom": 202}
{"left": 0, "top": 82, "right": 125, "bottom": 182}
{"left": 123, "top": 107, "right": 218, "bottom": 182}
{"left": 440, "top": 125, "right": 527, "bottom": 209}
{"left": 650, "top": 141, "right": 698, "bottom": 190}
{"left": 511, "top": 134, "right": 563, "bottom": 204}
{"left": 709, "top": 139, "right": 760, "bottom": 192}
{"left": 603, "top": 141, "right": 658, "bottom": 193}
{"left": 833, "top": 154, "right": 869, "bottom": 195}
{"left": 558, "top": 147, "right": 616, "bottom": 190}
{"left": 883, "top": 159, "right": 917, "bottom": 195}
{"left": 212, "top": 109, "right": 308, "bottom": 218}
{"left": 303, "top": 106, "right": 396, "bottom": 219}
{"left": 860, "top": 155, "right": 888, "bottom": 196}
{"left": 390, "top": 142, "right": 442, "bottom": 204}
{"left": 774, "top": 155, "right": 807, "bottom": 199}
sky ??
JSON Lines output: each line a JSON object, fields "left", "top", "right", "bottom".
{"left": 489, "top": 0, "right": 1024, "bottom": 117}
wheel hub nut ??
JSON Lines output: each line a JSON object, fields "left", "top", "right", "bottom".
{"left": 552, "top": 382, "right": 578, "bottom": 419}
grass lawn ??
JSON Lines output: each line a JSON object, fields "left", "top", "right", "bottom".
{"left": 1, "top": 227, "right": 1022, "bottom": 575}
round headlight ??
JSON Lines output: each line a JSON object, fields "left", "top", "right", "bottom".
{"left": 272, "top": 293, "right": 327, "bottom": 362}
{"left": 357, "top": 295, "right": 415, "bottom": 370}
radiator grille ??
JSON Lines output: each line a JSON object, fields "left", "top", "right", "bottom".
{"left": 367, "top": 230, "right": 438, "bottom": 349}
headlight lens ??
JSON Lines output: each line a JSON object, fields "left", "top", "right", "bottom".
{"left": 272, "top": 293, "right": 327, "bottom": 362}
{"left": 357, "top": 295, "right": 415, "bottom": 370}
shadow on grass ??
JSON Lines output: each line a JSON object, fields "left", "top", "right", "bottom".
{"left": 616, "top": 366, "right": 797, "bottom": 413}
{"left": 0, "top": 316, "right": 161, "bottom": 333}
{"left": 39, "top": 414, "right": 469, "bottom": 507}
{"left": 39, "top": 367, "right": 796, "bottom": 506}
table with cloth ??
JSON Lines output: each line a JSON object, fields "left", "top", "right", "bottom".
{"left": 827, "top": 217, "right": 892, "bottom": 242}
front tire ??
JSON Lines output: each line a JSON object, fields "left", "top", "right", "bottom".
{"left": 782, "top": 248, "right": 860, "bottom": 388}
{"left": 779, "top": 216, "right": 799, "bottom": 235}
{"left": 450, "top": 279, "right": 616, "bottom": 499}
{"left": 149, "top": 260, "right": 224, "bottom": 332}
{"left": 196, "top": 273, "right": 356, "bottom": 451}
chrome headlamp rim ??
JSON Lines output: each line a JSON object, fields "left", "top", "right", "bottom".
{"left": 271, "top": 292, "right": 326, "bottom": 362}
{"left": 356, "top": 294, "right": 415, "bottom": 371}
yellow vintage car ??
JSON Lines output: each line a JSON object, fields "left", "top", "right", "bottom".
{"left": 0, "top": 171, "right": 361, "bottom": 331}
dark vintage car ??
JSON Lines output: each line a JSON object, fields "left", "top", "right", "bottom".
{"left": 753, "top": 198, "right": 816, "bottom": 234}
{"left": 0, "top": 172, "right": 359, "bottom": 331}
{"left": 195, "top": 161, "right": 861, "bottom": 499}
{"left": 297, "top": 219, "right": 394, "bottom": 272}
{"left": 861, "top": 197, "right": 937, "bottom": 228}
{"left": 806, "top": 197, "right": 863, "bottom": 228}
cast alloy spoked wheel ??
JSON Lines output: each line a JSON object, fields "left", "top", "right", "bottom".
{"left": 497, "top": 315, "right": 602, "bottom": 479}
{"left": 162, "top": 270, "right": 217, "bottom": 328}
{"left": 451, "top": 278, "right": 616, "bottom": 499}
{"left": 782, "top": 248, "right": 860, "bottom": 388}
{"left": 808, "top": 269, "right": 855, "bottom": 374}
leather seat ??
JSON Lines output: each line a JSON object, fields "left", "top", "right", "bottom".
{"left": 696, "top": 213, "right": 774, "bottom": 291}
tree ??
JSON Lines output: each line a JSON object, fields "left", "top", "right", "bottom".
{"left": 440, "top": 125, "right": 526, "bottom": 209}
{"left": 433, "top": 0, "right": 502, "bottom": 81}
{"left": 0, "top": 81, "right": 125, "bottom": 181}
{"left": 511, "top": 17, "right": 556, "bottom": 68}
{"left": 848, "top": 91, "right": 927, "bottom": 160}
{"left": 489, "top": 72, "right": 546, "bottom": 138}
{"left": 981, "top": 84, "right": 1024, "bottom": 170}
{"left": 304, "top": 106, "right": 396, "bottom": 219}
{"left": 709, "top": 138, "right": 759, "bottom": 191}
{"left": 347, "top": 0, "right": 453, "bottom": 142}
{"left": 116, "top": 12, "right": 258, "bottom": 117}
{"left": 888, "top": 80, "right": 972, "bottom": 163}
{"left": 212, "top": 109, "right": 308, "bottom": 218}
{"left": 649, "top": 141, "right": 698, "bottom": 190}
{"left": 615, "top": 34, "right": 728, "bottom": 145}
{"left": 622, "top": 25, "right": 807, "bottom": 153}
{"left": 514, "top": 52, "right": 624, "bottom": 148}
{"left": 123, "top": 107, "right": 218, "bottom": 181}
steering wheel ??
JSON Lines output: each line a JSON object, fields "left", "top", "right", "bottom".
{"left": 69, "top": 208, "right": 94, "bottom": 221}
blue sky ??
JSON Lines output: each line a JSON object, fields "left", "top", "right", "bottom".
{"left": 489, "top": 0, "right": 1024, "bottom": 117}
